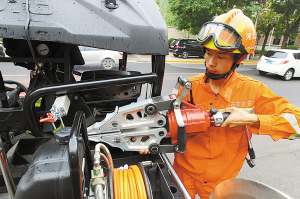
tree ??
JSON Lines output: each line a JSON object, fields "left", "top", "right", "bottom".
{"left": 256, "top": 3, "right": 278, "bottom": 56}
{"left": 167, "top": 0, "right": 217, "bottom": 35}
{"left": 167, "top": 0, "right": 260, "bottom": 36}
{"left": 270, "top": 0, "right": 300, "bottom": 49}
{"left": 156, "top": 0, "right": 175, "bottom": 26}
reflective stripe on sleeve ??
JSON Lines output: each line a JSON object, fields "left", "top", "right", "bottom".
{"left": 243, "top": 107, "right": 255, "bottom": 114}
{"left": 209, "top": 107, "right": 255, "bottom": 114}
{"left": 281, "top": 113, "right": 300, "bottom": 140}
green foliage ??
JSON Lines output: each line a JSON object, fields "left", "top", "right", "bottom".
{"left": 286, "top": 45, "right": 299, "bottom": 50}
{"left": 168, "top": 38, "right": 175, "bottom": 45}
{"left": 156, "top": 0, "right": 175, "bottom": 26}
{"left": 166, "top": 0, "right": 260, "bottom": 36}
{"left": 159, "top": 0, "right": 300, "bottom": 50}
{"left": 255, "top": 49, "right": 261, "bottom": 55}
{"left": 257, "top": 2, "right": 278, "bottom": 35}
{"left": 269, "top": 0, "right": 300, "bottom": 48}
{"left": 167, "top": 0, "right": 218, "bottom": 35}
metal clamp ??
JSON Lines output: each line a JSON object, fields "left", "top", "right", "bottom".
{"left": 245, "top": 125, "right": 256, "bottom": 168}
{"left": 172, "top": 76, "right": 192, "bottom": 153}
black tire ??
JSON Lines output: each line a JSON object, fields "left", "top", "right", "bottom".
{"left": 282, "top": 68, "right": 294, "bottom": 81}
{"left": 181, "top": 51, "right": 189, "bottom": 59}
{"left": 258, "top": 70, "right": 268, "bottom": 75}
{"left": 199, "top": 50, "right": 205, "bottom": 58}
{"left": 173, "top": 54, "right": 179, "bottom": 57}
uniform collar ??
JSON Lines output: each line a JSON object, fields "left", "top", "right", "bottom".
{"left": 201, "top": 71, "right": 237, "bottom": 102}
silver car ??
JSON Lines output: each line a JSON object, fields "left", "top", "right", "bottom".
{"left": 78, "top": 46, "right": 122, "bottom": 70}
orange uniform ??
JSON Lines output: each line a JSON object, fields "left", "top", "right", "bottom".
{"left": 173, "top": 71, "right": 300, "bottom": 199}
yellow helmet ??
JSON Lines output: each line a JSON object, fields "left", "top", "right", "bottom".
{"left": 197, "top": 9, "right": 256, "bottom": 63}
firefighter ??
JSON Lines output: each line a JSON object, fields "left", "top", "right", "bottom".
{"left": 141, "top": 8, "right": 300, "bottom": 199}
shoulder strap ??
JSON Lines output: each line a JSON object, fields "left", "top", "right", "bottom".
{"left": 189, "top": 89, "right": 195, "bottom": 105}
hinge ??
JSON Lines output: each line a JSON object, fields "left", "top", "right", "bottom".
{"left": 105, "top": 0, "right": 118, "bottom": 9}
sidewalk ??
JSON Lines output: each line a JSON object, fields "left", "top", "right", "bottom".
{"left": 128, "top": 52, "right": 258, "bottom": 65}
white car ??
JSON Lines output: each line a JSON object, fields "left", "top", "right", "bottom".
{"left": 257, "top": 49, "right": 300, "bottom": 80}
{"left": 78, "top": 46, "right": 123, "bottom": 70}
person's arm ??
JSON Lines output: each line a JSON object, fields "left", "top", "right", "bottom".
{"left": 224, "top": 84, "right": 300, "bottom": 141}
{"left": 221, "top": 107, "right": 260, "bottom": 128}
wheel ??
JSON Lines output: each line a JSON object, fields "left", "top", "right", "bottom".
{"left": 258, "top": 70, "right": 268, "bottom": 75}
{"left": 198, "top": 50, "right": 205, "bottom": 58}
{"left": 181, "top": 51, "right": 189, "bottom": 59}
{"left": 3, "top": 80, "right": 27, "bottom": 107}
{"left": 282, "top": 68, "right": 294, "bottom": 81}
{"left": 101, "top": 58, "right": 115, "bottom": 70}
{"left": 173, "top": 54, "right": 179, "bottom": 57}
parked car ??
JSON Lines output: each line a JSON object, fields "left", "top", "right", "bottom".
{"left": 257, "top": 49, "right": 300, "bottom": 80}
{"left": 169, "top": 39, "right": 204, "bottom": 59}
{"left": 77, "top": 46, "right": 122, "bottom": 70}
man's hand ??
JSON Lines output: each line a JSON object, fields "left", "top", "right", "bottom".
{"left": 221, "top": 107, "right": 259, "bottom": 128}
{"left": 139, "top": 149, "right": 150, "bottom": 154}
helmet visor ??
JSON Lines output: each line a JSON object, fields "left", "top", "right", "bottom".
{"left": 197, "top": 22, "right": 242, "bottom": 50}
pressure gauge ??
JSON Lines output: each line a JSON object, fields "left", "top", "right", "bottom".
{"left": 36, "top": 44, "right": 50, "bottom": 56}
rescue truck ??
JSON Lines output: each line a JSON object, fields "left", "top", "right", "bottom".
{"left": 0, "top": 0, "right": 293, "bottom": 198}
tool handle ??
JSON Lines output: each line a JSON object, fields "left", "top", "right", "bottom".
{"left": 178, "top": 76, "right": 190, "bottom": 87}
{"left": 210, "top": 111, "right": 231, "bottom": 126}
{"left": 223, "top": 112, "right": 231, "bottom": 121}
{"left": 246, "top": 147, "right": 256, "bottom": 168}
{"left": 248, "top": 147, "right": 256, "bottom": 159}
{"left": 177, "top": 125, "right": 187, "bottom": 153}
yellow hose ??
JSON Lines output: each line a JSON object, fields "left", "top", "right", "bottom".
{"left": 119, "top": 169, "right": 124, "bottom": 199}
{"left": 101, "top": 144, "right": 148, "bottom": 198}
{"left": 128, "top": 168, "right": 138, "bottom": 199}
{"left": 114, "top": 168, "right": 119, "bottom": 199}
{"left": 130, "top": 165, "right": 147, "bottom": 199}
{"left": 124, "top": 168, "right": 130, "bottom": 199}
{"left": 113, "top": 165, "right": 148, "bottom": 199}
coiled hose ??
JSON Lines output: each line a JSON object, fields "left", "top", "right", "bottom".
{"left": 94, "top": 144, "right": 148, "bottom": 199}
{"left": 114, "top": 165, "right": 147, "bottom": 199}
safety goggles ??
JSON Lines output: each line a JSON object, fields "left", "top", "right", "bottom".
{"left": 197, "top": 22, "right": 247, "bottom": 54}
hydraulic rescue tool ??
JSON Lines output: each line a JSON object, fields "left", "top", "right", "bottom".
{"left": 88, "top": 76, "right": 231, "bottom": 153}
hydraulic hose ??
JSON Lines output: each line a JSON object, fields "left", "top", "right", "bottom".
{"left": 114, "top": 165, "right": 147, "bottom": 199}
{"left": 99, "top": 153, "right": 110, "bottom": 168}
{"left": 128, "top": 168, "right": 138, "bottom": 198}
{"left": 94, "top": 144, "right": 149, "bottom": 199}
{"left": 94, "top": 143, "right": 114, "bottom": 174}
{"left": 114, "top": 168, "right": 119, "bottom": 199}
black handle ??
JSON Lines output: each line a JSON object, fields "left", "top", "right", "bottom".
{"left": 246, "top": 159, "right": 256, "bottom": 168}
{"left": 248, "top": 147, "right": 256, "bottom": 159}
{"left": 223, "top": 112, "right": 231, "bottom": 121}
{"left": 246, "top": 147, "right": 256, "bottom": 168}
{"left": 178, "top": 76, "right": 190, "bottom": 87}
{"left": 177, "top": 125, "right": 187, "bottom": 153}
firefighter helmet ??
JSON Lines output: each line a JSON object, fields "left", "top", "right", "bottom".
{"left": 197, "top": 9, "right": 256, "bottom": 64}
